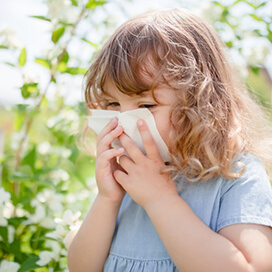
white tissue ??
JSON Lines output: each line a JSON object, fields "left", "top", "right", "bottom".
{"left": 87, "top": 108, "right": 172, "bottom": 162}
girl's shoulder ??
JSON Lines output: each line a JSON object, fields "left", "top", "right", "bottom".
{"left": 176, "top": 153, "right": 272, "bottom": 232}
{"left": 216, "top": 153, "right": 272, "bottom": 231}
{"left": 220, "top": 153, "right": 271, "bottom": 195}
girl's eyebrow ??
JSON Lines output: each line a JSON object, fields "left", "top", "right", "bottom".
{"left": 104, "top": 90, "right": 154, "bottom": 99}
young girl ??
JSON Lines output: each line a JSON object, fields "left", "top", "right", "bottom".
{"left": 68, "top": 8, "right": 272, "bottom": 272}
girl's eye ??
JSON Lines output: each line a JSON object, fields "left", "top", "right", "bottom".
{"left": 106, "top": 102, "right": 120, "bottom": 108}
{"left": 140, "top": 104, "right": 156, "bottom": 109}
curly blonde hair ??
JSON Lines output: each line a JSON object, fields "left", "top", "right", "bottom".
{"left": 84, "top": 8, "right": 272, "bottom": 181}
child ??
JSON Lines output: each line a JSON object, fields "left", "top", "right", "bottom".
{"left": 68, "top": 8, "right": 272, "bottom": 272}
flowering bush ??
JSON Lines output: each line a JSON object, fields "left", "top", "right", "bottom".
{"left": 0, "top": 0, "right": 271, "bottom": 271}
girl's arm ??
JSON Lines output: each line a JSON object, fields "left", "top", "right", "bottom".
{"left": 68, "top": 118, "right": 125, "bottom": 272}
{"left": 115, "top": 120, "right": 272, "bottom": 272}
{"left": 145, "top": 194, "right": 272, "bottom": 272}
{"left": 67, "top": 195, "right": 122, "bottom": 272}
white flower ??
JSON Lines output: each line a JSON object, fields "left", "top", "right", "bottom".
{"left": 65, "top": 193, "right": 76, "bottom": 203}
{"left": 22, "top": 69, "right": 38, "bottom": 84}
{"left": 37, "top": 190, "right": 63, "bottom": 212}
{"left": 3, "top": 201, "right": 15, "bottom": 219}
{"left": 15, "top": 206, "right": 28, "bottom": 217}
{"left": 36, "top": 251, "right": 55, "bottom": 266}
{"left": 0, "top": 25, "right": 23, "bottom": 49}
{"left": 0, "top": 188, "right": 11, "bottom": 206}
{"left": 45, "top": 224, "right": 67, "bottom": 240}
{"left": 63, "top": 221, "right": 81, "bottom": 249}
{"left": 62, "top": 210, "right": 81, "bottom": 226}
{"left": 46, "top": 0, "right": 78, "bottom": 25}
{"left": 55, "top": 148, "right": 72, "bottom": 159}
{"left": 51, "top": 169, "right": 70, "bottom": 185}
{"left": 24, "top": 202, "right": 46, "bottom": 225}
{"left": 38, "top": 141, "right": 52, "bottom": 155}
{"left": 47, "top": 109, "right": 79, "bottom": 131}
{"left": 194, "top": 1, "right": 222, "bottom": 24}
{"left": 0, "top": 260, "right": 20, "bottom": 272}
{"left": 45, "top": 240, "right": 61, "bottom": 259}
{"left": 0, "top": 213, "right": 8, "bottom": 227}
{"left": 241, "top": 37, "right": 271, "bottom": 66}
{"left": 44, "top": 42, "right": 66, "bottom": 62}
{"left": 8, "top": 225, "right": 15, "bottom": 244}
{"left": 63, "top": 227, "right": 78, "bottom": 249}
{"left": 40, "top": 217, "right": 56, "bottom": 229}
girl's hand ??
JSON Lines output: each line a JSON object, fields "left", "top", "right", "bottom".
{"left": 95, "top": 117, "right": 126, "bottom": 203}
{"left": 114, "top": 119, "right": 177, "bottom": 209}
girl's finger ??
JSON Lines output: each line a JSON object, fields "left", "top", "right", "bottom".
{"left": 97, "top": 125, "right": 124, "bottom": 155}
{"left": 97, "top": 117, "right": 118, "bottom": 143}
{"left": 114, "top": 169, "right": 129, "bottom": 188}
{"left": 137, "top": 119, "right": 162, "bottom": 161}
{"left": 118, "top": 155, "right": 133, "bottom": 173}
{"left": 118, "top": 133, "right": 145, "bottom": 164}
{"left": 97, "top": 147, "right": 124, "bottom": 169}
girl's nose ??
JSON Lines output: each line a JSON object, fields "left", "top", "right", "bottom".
{"left": 120, "top": 106, "right": 137, "bottom": 113}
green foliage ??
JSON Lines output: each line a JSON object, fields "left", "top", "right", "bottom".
{"left": 0, "top": 0, "right": 271, "bottom": 271}
{"left": 0, "top": 0, "right": 107, "bottom": 270}
{"left": 19, "top": 48, "right": 27, "bottom": 67}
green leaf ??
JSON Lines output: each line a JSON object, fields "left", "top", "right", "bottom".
{"left": 19, "top": 48, "right": 27, "bottom": 67}
{"left": 16, "top": 104, "right": 29, "bottom": 113}
{"left": 225, "top": 41, "right": 233, "bottom": 48}
{"left": 35, "top": 58, "right": 51, "bottom": 69}
{"left": 241, "top": 0, "right": 265, "bottom": 9}
{"left": 71, "top": 0, "right": 78, "bottom": 6}
{"left": 250, "top": 66, "right": 260, "bottom": 74}
{"left": 9, "top": 166, "right": 33, "bottom": 182}
{"left": 86, "top": 0, "right": 107, "bottom": 9}
{"left": 65, "top": 67, "right": 87, "bottom": 75}
{"left": 20, "top": 83, "right": 39, "bottom": 99}
{"left": 0, "top": 45, "right": 9, "bottom": 49}
{"left": 4, "top": 62, "right": 16, "bottom": 67}
{"left": 267, "top": 28, "right": 272, "bottom": 43}
{"left": 212, "top": 1, "right": 226, "bottom": 9}
{"left": 9, "top": 238, "right": 22, "bottom": 257}
{"left": 18, "top": 255, "right": 40, "bottom": 272}
{"left": 15, "top": 114, "right": 24, "bottom": 130}
{"left": 60, "top": 50, "right": 69, "bottom": 63}
{"left": 232, "top": 0, "right": 242, "bottom": 6}
{"left": 57, "top": 62, "right": 67, "bottom": 72}
{"left": 52, "top": 26, "right": 65, "bottom": 44}
{"left": 0, "top": 227, "right": 8, "bottom": 245}
{"left": 29, "top": 15, "right": 51, "bottom": 22}
{"left": 22, "top": 147, "right": 36, "bottom": 171}
{"left": 256, "top": 2, "right": 267, "bottom": 9}
{"left": 81, "top": 38, "right": 99, "bottom": 50}
{"left": 249, "top": 14, "right": 262, "bottom": 22}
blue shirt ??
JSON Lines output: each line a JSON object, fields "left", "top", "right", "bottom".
{"left": 104, "top": 154, "right": 272, "bottom": 271}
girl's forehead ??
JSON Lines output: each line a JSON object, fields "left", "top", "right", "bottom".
{"left": 104, "top": 80, "right": 176, "bottom": 103}
{"left": 104, "top": 81, "right": 152, "bottom": 98}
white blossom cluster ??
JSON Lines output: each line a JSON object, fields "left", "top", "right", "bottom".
{"left": 195, "top": 1, "right": 272, "bottom": 78}
{"left": 0, "top": 260, "right": 20, "bottom": 272}
{"left": 0, "top": 181, "right": 95, "bottom": 269}
{"left": 0, "top": 189, "right": 21, "bottom": 271}
{"left": 0, "top": 25, "right": 23, "bottom": 49}
{"left": 46, "top": 0, "right": 80, "bottom": 27}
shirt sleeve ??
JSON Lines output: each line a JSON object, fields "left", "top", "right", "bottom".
{"left": 216, "top": 154, "right": 272, "bottom": 232}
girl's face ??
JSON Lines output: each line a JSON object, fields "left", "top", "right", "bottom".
{"left": 104, "top": 82, "right": 177, "bottom": 147}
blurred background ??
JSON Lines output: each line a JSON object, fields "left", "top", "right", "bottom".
{"left": 0, "top": 0, "right": 271, "bottom": 271}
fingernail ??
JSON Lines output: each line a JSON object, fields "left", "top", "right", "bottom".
{"left": 137, "top": 119, "right": 144, "bottom": 126}
{"left": 111, "top": 117, "right": 117, "bottom": 123}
